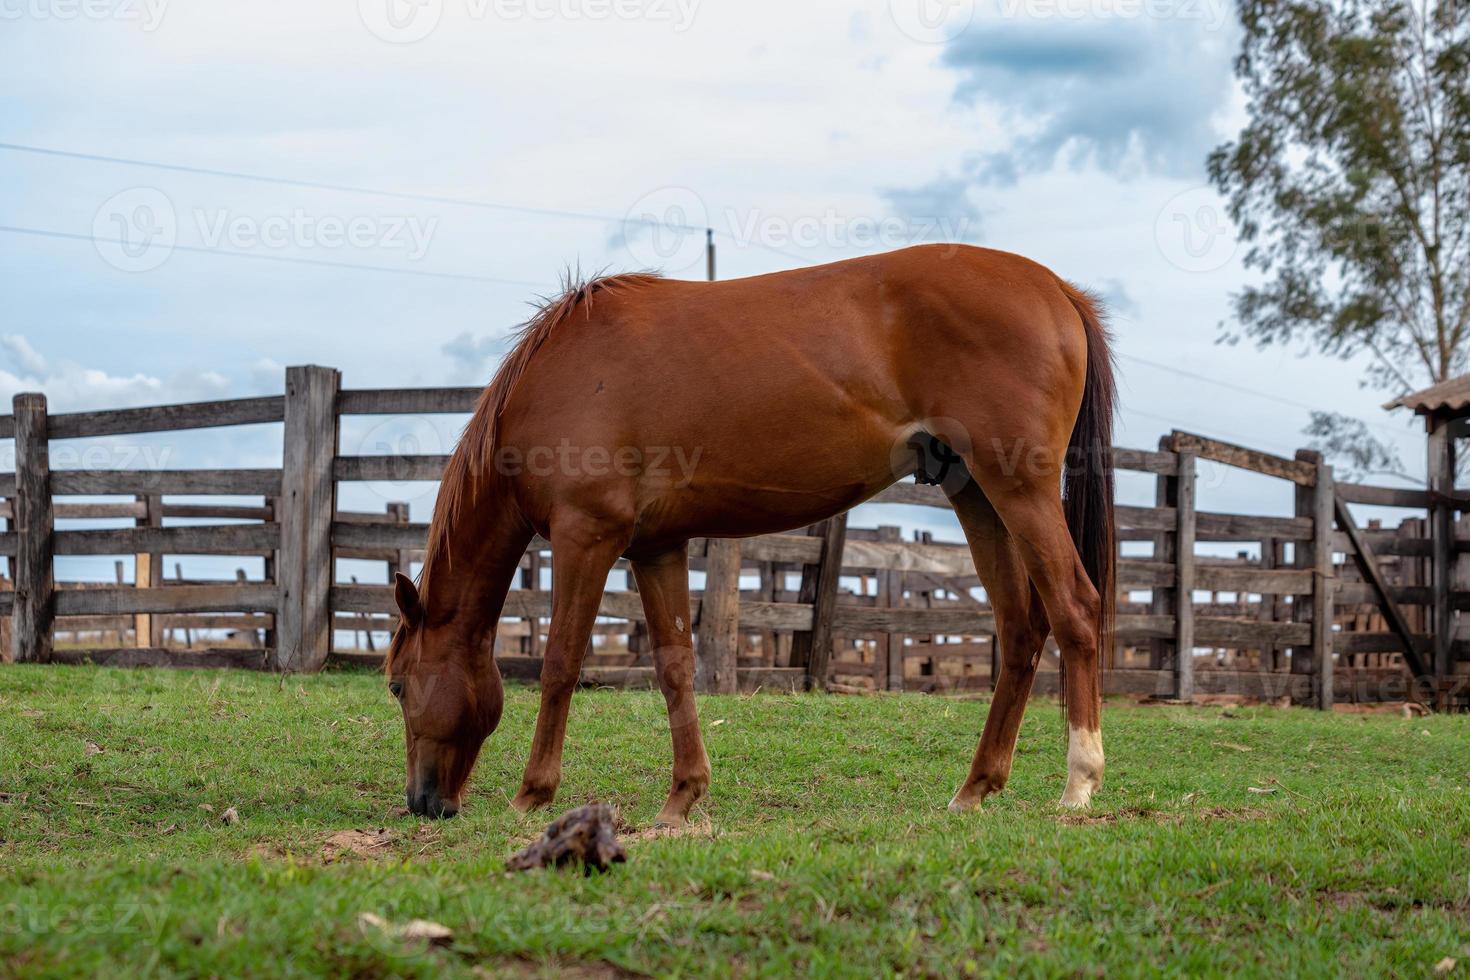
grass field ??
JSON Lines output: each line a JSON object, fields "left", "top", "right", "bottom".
{"left": 1, "top": 666, "right": 1468, "bottom": 977}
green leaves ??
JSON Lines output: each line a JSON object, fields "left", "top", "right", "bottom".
{"left": 1212, "top": 0, "right": 1470, "bottom": 390}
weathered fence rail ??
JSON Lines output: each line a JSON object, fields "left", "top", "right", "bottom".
{"left": 5, "top": 366, "right": 1469, "bottom": 708}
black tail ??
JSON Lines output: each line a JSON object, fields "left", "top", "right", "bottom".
{"left": 1059, "top": 281, "right": 1117, "bottom": 669}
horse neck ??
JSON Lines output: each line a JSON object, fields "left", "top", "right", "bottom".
{"left": 419, "top": 478, "right": 532, "bottom": 638}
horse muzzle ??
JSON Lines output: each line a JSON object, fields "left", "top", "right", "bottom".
{"left": 406, "top": 775, "right": 459, "bottom": 819}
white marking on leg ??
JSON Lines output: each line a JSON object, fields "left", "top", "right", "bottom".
{"left": 1061, "top": 726, "right": 1104, "bottom": 809}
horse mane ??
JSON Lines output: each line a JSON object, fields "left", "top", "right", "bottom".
{"left": 412, "top": 269, "right": 662, "bottom": 613}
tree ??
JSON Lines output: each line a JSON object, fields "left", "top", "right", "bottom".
{"left": 1209, "top": 0, "right": 1470, "bottom": 476}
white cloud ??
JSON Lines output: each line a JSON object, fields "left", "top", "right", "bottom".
{"left": 442, "top": 331, "right": 511, "bottom": 386}
{"left": 938, "top": 16, "right": 1237, "bottom": 184}
{"left": 0, "top": 335, "right": 231, "bottom": 411}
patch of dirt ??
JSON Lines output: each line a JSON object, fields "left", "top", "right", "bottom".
{"left": 1199, "top": 807, "right": 1271, "bottom": 821}
{"left": 1314, "top": 889, "right": 1470, "bottom": 923}
{"left": 624, "top": 818, "right": 715, "bottom": 843}
{"left": 474, "top": 957, "right": 644, "bottom": 978}
{"left": 1056, "top": 807, "right": 1270, "bottom": 827}
{"left": 1332, "top": 701, "right": 1431, "bottom": 716}
{"left": 322, "top": 828, "right": 398, "bottom": 861}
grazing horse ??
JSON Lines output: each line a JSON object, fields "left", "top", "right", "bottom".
{"left": 386, "top": 244, "right": 1116, "bottom": 823}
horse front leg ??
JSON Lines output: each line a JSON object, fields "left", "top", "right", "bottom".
{"left": 631, "top": 546, "right": 711, "bottom": 827}
{"left": 510, "top": 519, "right": 627, "bottom": 813}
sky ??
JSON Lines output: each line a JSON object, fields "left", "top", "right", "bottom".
{"left": 0, "top": 0, "right": 1435, "bottom": 586}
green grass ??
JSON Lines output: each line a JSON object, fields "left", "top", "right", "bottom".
{"left": 1, "top": 667, "right": 1468, "bottom": 978}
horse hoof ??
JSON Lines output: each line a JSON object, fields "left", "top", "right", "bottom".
{"left": 1058, "top": 787, "right": 1094, "bottom": 810}
{"left": 510, "top": 789, "right": 555, "bottom": 814}
{"left": 948, "top": 777, "right": 1003, "bottom": 812}
{"left": 947, "top": 790, "right": 987, "bottom": 812}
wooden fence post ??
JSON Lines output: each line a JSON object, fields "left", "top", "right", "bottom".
{"left": 1309, "top": 455, "right": 1336, "bottom": 709}
{"left": 262, "top": 495, "right": 280, "bottom": 652}
{"left": 134, "top": 493, "right": 164, "bottom": 648}
{"left": 790, "top": 514, "right": 849, "bottom": 691}
{"left": 276, "top": 365, "right": 340, "bottom": 673}
{"left": 1289, "top": 450, "right": 1337, "bottom": 710}
{"left": 1258, "top": 536, "right": 1281, "bottom": 671}
{"left": 1288, "top": 450, "right": 1335, "bottom": 708}
{"left": 1308, "top": 459, "right": 1335, "bottom": 708}
{"left": 695, "top": 538, "right": 741, "bottom": 694}
{"left": 1150, "top": 435, "right": 1179, "bottom": 675}
{"left": 13, "top": 393, "right": 54, "bottom": 664}
{"left": 876, "top": 524, "right": 902, "bottom": 691}
{"left": 1427, "top": 420, "right": 1455, "bottom": 705}
{"left": 1173, "top": 447, "right": 1197, "bottom": 702}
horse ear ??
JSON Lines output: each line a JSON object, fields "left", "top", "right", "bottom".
{"left": 394, "top": 573, "right": 424, "bottom": 626}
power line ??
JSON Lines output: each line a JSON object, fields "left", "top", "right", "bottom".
{"left": 1121, "top": 406, "right": 1307, "bottom": 457}
{"left": 0, "top": 224, "right": 553, "bottom": 288}
{"left": 0, "top": 140, "right": 816, "bottom": 266}
{"left": 4, "top": 142, "right": 1412, "bottom": 438}
{"left": 1119, "top": 352, "right": 1415, "bottom": 443}
{"left": 0, "top": 141, "right": 690, "bottom": 230}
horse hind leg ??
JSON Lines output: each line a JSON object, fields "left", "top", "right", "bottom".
{"left": 947, "top": 482, "right": 1050, "bottom": 811}
{"left": 631, "top": 546, "right": 712, "bottom": 827}
{"left": 973, "top": 467, "right": 1105, "bottom": 809}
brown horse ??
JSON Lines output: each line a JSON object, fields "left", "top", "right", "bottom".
{"left": 386, "top": 243, "right": 1116, "bottom": 823}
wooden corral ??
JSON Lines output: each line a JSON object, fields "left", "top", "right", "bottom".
{"left": 5, "top": 366, "right": 1469, "bottom": 708}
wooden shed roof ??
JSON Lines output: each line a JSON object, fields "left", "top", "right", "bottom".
{"left": 1384, "top": 374, "right": 1470, "bottom": 416}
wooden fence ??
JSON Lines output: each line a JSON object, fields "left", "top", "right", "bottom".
{"left": 5, "top": 366, "right": 1468, "bottom": 708}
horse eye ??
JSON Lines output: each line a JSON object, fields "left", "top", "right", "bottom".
{"left": 389, "top": 681, "right": 405, "bottom": 699}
